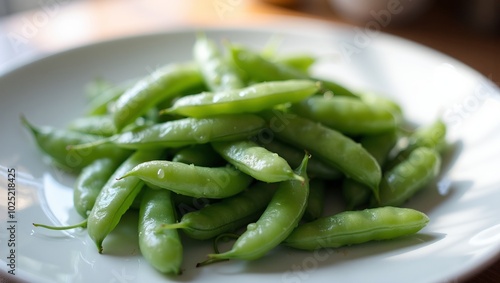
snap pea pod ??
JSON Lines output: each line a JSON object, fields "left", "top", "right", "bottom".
{"left": 377, "top": 147, "right": 441, "bottom": 207}
{"left": 194, "top": 34, "right": 244, "bottom": 91}
{"left": 86, "top": 84, "right": 128, "bottom": 116}
{"left": 342, "top": 131, "right": 399, "bottom": 209}
{"left": 258, "top": 138, "right": 341, "bottom": 180}
{"left": 229, "top": 44, "right": 357, "bottom": 97}
{"left": 385, "top": 119, "right": 447, "bottom": 170}
{"left": 284, "top": 206, "right": 429, "bottom": 250}
{"left": 73, "top": 158, "right": 122, "bottom": 218}
{"left": 273, "top": 53, "right": 316, "bottom": 74}
{"left": 291, "top": 95, "right": 399, "bottom": 135}
{"left": 119, "top": 161, "right": 253, "bottom": 199}
{"left": 162, "top": 80, "right": 319, "bottom": 118}
{"left": 67, "top": 115, "right": 117, "bottom": 136}
{"left": 172, "top": 144, "right": 226, "bottom": 167}
{"left": 85, "top": 77, "right": 115, "bottom": 101}
{"left": 113, "top": 62, "right": 203, "bottom": 131}
{"left": 260, "top": 110, "right": 381, "bottom": 194}
{"left": 212, "top": 140, "right": 303, "bottom": 183}
{"left": 203, "top": 154, "right": 309, "bottom": 262}
{"left": 70, "top": 114, "right": 266, "bottom": 150}
{"left": 21, "top": 116, "right": 131, "bottom": 172}
{"left": 159, "top": 182, "right": 277, "bottom": 240}
{"left": 87, "top": 149, "right": 164, "bottom": 253}
{"left": 139, "top": 187, "right": 183, "bottom": 274}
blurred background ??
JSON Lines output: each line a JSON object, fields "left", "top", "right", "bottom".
{"left": 0, "top": 0, "right": 498, "bottom": 85}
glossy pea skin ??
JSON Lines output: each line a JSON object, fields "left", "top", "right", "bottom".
{"left": 172, "top": 144, "right": 226, "bottom": 167}
{"left": 87, "top": 149, "right": 164, "bottom": 253}
{"left": 86, "top": 83, "right": 128, "bottom": 116}
{"left": 212, "top": 140, "right": 301, "bottom": 183}
{"left": 273, "top": 53, "right": 316, "bottom": 74}
{"left": 260, "top": 110, "right": 381, "bottom": 193}
{"left": 194, "top": 34, "right": 244, "bottom": 91}
{"left": 76, "top": 114, "right": 266, "bottom": 150}
{"left": 229, "top": 44, "right": 356, "bottom": 98}
{"left": 67, "top": 115, "right": 117, "bottom": 136}
{"left": 207, "top": 154, "right": 309, "bottom": 261}
{"left": 120, "top": 160, "right": 254, "bottom": 199}
{"left": 113, "top": 62, "right": 203, "bottom": 131}
{"left": 162, "top": 80, "right": 319, "bottom": 118}
{"left": 21, "top": 116, "right": 131, "bottom": 172}
{"left": 139, "top": 187, "right": 182, "bottom": 274}
{"left": 160, "top": 182, "right": 277, "bottom": 240}
{"left": 291, "top": 95, "right": 399, "bottom": 135}
{"left": 377, "top": 147, "right": 441, "bottom": 207}
{"left": 258, "top": 138, "right": 341, "bottom": 180}
{"left": 284, "top": 206, "right": 429, "bottom": 250}
{"left": 73, "top": 158, "right": 122, "bottom": 218}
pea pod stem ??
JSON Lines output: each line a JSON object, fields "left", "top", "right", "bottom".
{"left": 32, "top": 219, "right": 88, "bottom": 230}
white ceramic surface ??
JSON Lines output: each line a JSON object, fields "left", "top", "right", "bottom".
{"left": 1, "top": 19, "right": 500, "bottom": 283}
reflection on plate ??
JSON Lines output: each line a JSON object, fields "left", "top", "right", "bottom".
{"left": 1, "top": 19, "right": 500, "bottom": 283}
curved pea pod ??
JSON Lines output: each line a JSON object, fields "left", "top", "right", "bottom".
{"left": 194, "top": 34, "right": 244, "bottom": 91}
{"left": 139, "top": 187, "right": 183, "bottom": 274}
{"left": 258, "top": 139, "right": 341, "bottom": 180}
{"left": 284, "top": 207, "right": 429, "bottom": 250}
{"left": 229, "top": 44, "right": 356, "bottom": 97}
{"left": 260, "top": 110, "right": 381, "bottom": 195}
{"left": 386, "top": 119, "right": 447, "bottom": 169}
{"left": 342, "top": 131, "right": 399, "bottom": 209}
{"left": 291, "top": 95, "right": 399, "bottom": 135}
{"left": 67, "top": 115, "right": 117, "bottom": 136}
{"left": 172, "top": 144, "right": 226, "bottom": 167}
{"left": 70, "top": 114, "right": 266, "bottom": 150}
{"left": 119, "top": 160, "right": 253, "bottom": 199}
{"left": 87, "top": 149, "right": 165, "bottom": 253}
{"left": 212, "top": 140, "right": 303, "bottom": 183}
{"left": 377, "top": 147, "right": 441, "bottom": 207}
{"left": 86, "top": 83, "right": 129, "bottom": 116}
{"left": 159, "top": 182, "right": 277, "bottom": 240}
{"left": 203, "top": 154, "right": 309, "bottom": 262}
{"left": 73, "top": 158, "right": 122, "bottom": 218}
{"left": 113, "top": 62, "right": 203, "bottom": 131}
{"left": 162, "top": 80, "right": 319, "bottom": 118}
{"left": 21, "top": 116, "right": 131, "bottom": 172}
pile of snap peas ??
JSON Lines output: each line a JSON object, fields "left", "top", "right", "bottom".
{"left": 25, "top": 34, "right": 447, "bottom": 275}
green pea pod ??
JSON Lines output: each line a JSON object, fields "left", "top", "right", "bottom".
{"left": 172, "top": 144, "right": 226, "bottom": 167}
{"left": 85, "top": 77, "right": 115, "bottom": 101}
{"left": 258, "top": 139, "right": 341, "bottom": 180}
{"left": 73, "top": 158, "right": 122, "bottom": 218}
{"left": 273, "top": 53, "right": 316, "bottom": 74}
{"left": 87, "top": 149, "right": 164, "bottom": 253}
{"left": 194, "top": 34, "right": 244, "bottom": 91}
{"left": 119, "top": 161, "right": 253, "bottom": 199}
{"left": 378, "top": 147, "right": 441, "bottom": 207}
{"left": 291, "top": 95, "right": 399, "bottom": 135}
{"left": 159, "top": 182, "right": 278, "bottom": 240}
{"left": 229, "top": 44, "right": 356, "bottom": 97}
{"left": 342, "top": 131, "right": 399, "bottom": 209}
{"left": 212, "top": 140, "right": 303, "bottom": 183}
{"left": 113, "top": 62, "right": 203, "bottom": 131}
{"left": 70, "top": 114, "right": 266, "bottom": 150}
{"left": 67, "top": 115, "right": 117, "bottom": 136}
{"left": 284, "top": 207, "right": 429, "bottom": 250}
{"left": 86, "top": 84, "right": 128, "bottom": 116}
{"left": 139, "top": 187, "right": 183, "bottom": 274}
{"left": 162, "top": 80, "right": 319, "bottom": 118}
{"left": 204, "top": 154, "right": 309, "bottom": 261}
{"left": 303, "top": 179, "right": 326, "bottom": 221}
{"left": 386, "top": 119, "right": 447, "bottom": 170}
{"left": 21, "top": 116, "right": 131, "bottom": 172}
{"left": 260, "top": 110, "right": 381, "bottom": 195}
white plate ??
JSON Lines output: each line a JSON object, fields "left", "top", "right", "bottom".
{"left": 1, "top": 19, "right": 500, "bottom": 283}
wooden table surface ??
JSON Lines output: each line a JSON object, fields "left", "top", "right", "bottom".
{"left": 0, "top": 0, "right": 499, "bottom": 282}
